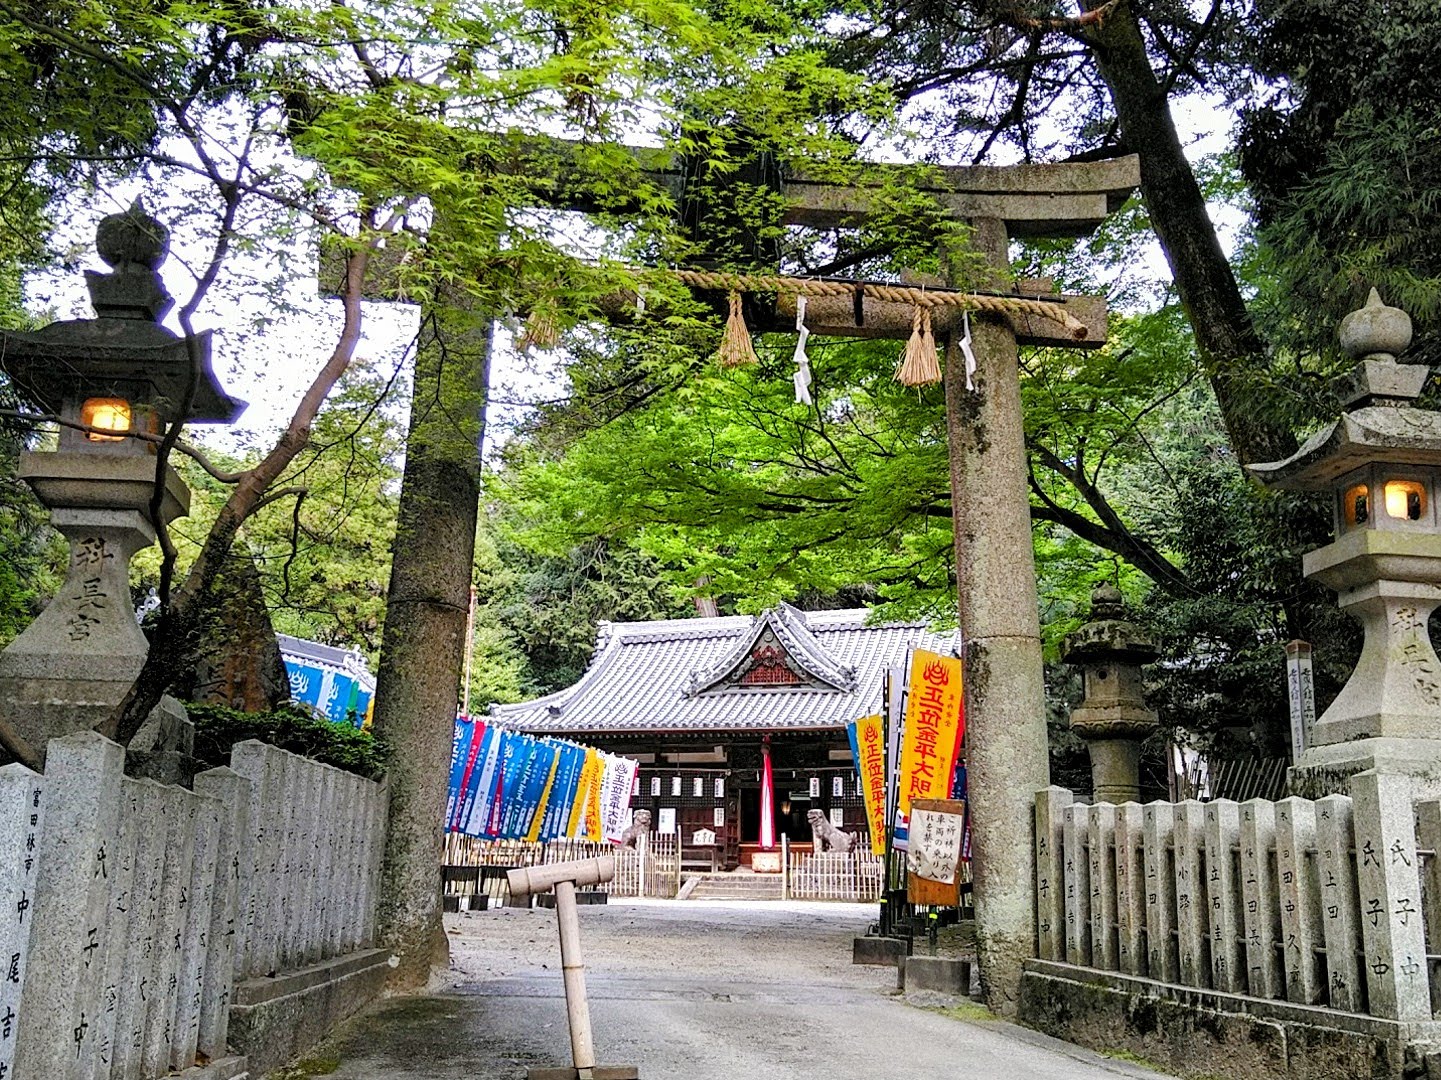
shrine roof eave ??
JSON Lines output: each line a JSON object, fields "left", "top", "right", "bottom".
{"left": 506, "top": 718, "right": 850, "bottom": 737}
{"left": 1247, "top": 408, "right": 1441, "bottom": 491}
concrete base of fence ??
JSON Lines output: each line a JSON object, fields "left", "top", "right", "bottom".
{"left": 536, "top": 891, "right": 608, "bottom": 908}
{"left": 175, "top": 1055, "right": 251, "bottom": 1080}
{"left": 229, "top": 947, "right": 393, "bottom": 1074}
{"left": 1018, "top": 959, "right": 1441, "bottom": 1080}
{"left": 899, "top": 955, "right": 972, "bottom": 995}
{"left": 852, "top": 935, "right": 907, "bottom": 966}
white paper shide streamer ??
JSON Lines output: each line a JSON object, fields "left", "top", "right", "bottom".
{"left": 960, "top": 309, "right": 977, "bottom": 391}
{"left": 793, "top": 294, "right": 813, "bottom": 405}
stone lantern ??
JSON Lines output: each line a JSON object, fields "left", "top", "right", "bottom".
{"left": 0, "top": 202, "right": 244, "bottom": 762}
{"left": 1248, "top": 289, "right": 1441, "bottom": 795}
{"left": 1061, "top": 584, "right": 1158, "bottom": 802}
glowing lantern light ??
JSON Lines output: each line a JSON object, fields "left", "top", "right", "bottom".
{"left": 81, "top": 397, "right": 132, "bottom": 442}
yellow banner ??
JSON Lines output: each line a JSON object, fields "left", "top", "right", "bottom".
{"left": 854, "top": 714, "right": 887, "bottom": 855}
{"left": 898, "top": 649, "right": 965, "bottom": 818}
{"left": 567, "top": 750, "right": 599, "bottom": 838}
{"left": 584, "top": 750, "right": 605, "bottom": 842}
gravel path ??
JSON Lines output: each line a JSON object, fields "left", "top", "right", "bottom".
{"left": 311, "top": 899, "right": 1176, "bottom": 1080}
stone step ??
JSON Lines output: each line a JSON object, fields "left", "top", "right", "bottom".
{"left": 684, "top": 874, "right": 785, "bottom": 900}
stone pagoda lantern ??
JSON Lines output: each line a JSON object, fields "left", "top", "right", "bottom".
{"left": 1248, "top": 289, "right": 1441, "bottom": 795}
{"left": 0, "top": 202, "right": 244, "bottom": 763}
{"left": 1062, "top": 584, "right": 1159, "bottom": 802}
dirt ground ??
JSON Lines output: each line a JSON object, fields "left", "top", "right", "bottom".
{"left": 442, "top": 898, "right": 887, "bottom": 988}
{"left": 298, "top": 899, "right": 1175, "bottom": 1080}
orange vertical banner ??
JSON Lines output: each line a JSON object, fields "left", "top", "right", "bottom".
{"left": 897, "top": 649, "right": 965, "bottom": 820}
{"left": 851, "top": 714, "right": 887, "bottom": 855}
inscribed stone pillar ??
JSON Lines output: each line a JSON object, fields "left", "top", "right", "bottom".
{"left": 192, "top": 766, "right": 248, "bottom": 1062}
{"left": 942, "top": 218, "right": 1050, "bottom": 1013}
{"left": 1314, "top": 794, "right": 1362, "bottom": 1011}
{"left": 12, "top": 731, "right": 124, "bottom": 1079}
{"left": 0, "top": 764, "right": 43, "bottom": 1080}
{"left": 1114, "top": 803, "right": 1145, "bottom": 976}
{"left": 1203, "top": 799, "right": 1242, "bottom": 992}
{"left": 1033, "top": 787, "right": 1071, "bottom": 961}
{"left": 1350, "top": 770, "right": 1430, "bottom": 1019}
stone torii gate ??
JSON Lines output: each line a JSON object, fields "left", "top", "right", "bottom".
{"left": 690, "top": 152, "right": 1140, "bottom": 1011}
{"left": 352, "top": 147, "right": 1140, "bottom": 1009}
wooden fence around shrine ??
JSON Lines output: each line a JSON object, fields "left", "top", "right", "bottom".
{"left": 443, "top": 835, "right": 888, "bottom": 903}
{"left": 786, "top": 850, "right": 886, "bottom": 901}
{"left": 443, "top": 833, "right": 682, "bottom": 900}
{"left": 1034, "top": 771, "right": 1439, "bottom": 1021}
{"left": 0, "top": 731, "right": 389, "bottom": 1080}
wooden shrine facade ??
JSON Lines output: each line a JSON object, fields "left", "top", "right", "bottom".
{"left": 490, "top": 604, "right": 951, "bottom": 869}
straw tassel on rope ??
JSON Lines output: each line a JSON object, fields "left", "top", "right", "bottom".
{"left": 895, "top": 302, "right": 941, "bottom": 387}
{"left": 718, "top": 290, "right": 760, "bottom": 367}
{"left": 518, "top": 296, "right": 561, "bottom": 351}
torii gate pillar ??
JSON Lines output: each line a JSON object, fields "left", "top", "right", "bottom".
{"left": 944, "top": 216, "right": 1051, "bottom": 1012}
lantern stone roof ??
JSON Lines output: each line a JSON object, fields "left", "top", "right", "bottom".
{"left": 1246, "top": 406, "right": 1441, "bottom": 491}
{"left": 1247, "top": 290, "right": 1439, "bottom": 490}
{"left": 490, "top": 606, "right": 954, "bottom": 735}
{"left": 0, "top": 202, "right": 245, "bottom": 425}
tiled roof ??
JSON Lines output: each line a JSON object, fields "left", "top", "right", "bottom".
{"left": 277, "top": 633, "right": 376, "bottom": 690}
{"left": 490, "top": 607, "right": 955, "bottom": 735}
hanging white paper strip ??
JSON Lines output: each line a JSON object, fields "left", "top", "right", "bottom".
{"left": 960, "top": 309, "right": 977, "bottom": 392}
{"left": 793, "top": 295, "right": 814, "bottom": 406}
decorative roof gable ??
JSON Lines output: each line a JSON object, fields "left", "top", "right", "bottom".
{"left": 683, "top": 603, "right": 857, "bottom": 696}
{"left": 488, "top": 606, "right": 953, "bottom": 734}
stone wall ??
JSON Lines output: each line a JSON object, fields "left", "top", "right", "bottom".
{"left": 1021, "top": 773, "right": 1441, "bottom": 1079}
{"left": 1, "top": 731, "right": 389, "bottom": 1080}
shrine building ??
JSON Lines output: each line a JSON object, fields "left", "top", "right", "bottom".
{"left": 490, "top": 604, "right": 952, "bottom": 869}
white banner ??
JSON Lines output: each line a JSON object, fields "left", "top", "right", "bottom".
{"left": 599, "top": 754, "right": 639, "bottom": 844}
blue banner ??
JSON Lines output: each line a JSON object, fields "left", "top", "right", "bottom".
{"left": 508, "top": 739, "right": 558, "bottom": 840}
{"left": 497, "top": 732, "right": 535, "bottom": 838}
{"left": 283, "top": 659, "right": 373, "bottom": 727}
{"left": 457, "top": 723, "right": 495, "bottom": 836}
{"left": 541, "top": 742, "right": 587, "bottom": 840}
{"left": 445, "top": 719, "right": 475, "bottom": 831}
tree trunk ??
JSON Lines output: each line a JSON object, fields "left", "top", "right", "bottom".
{"left": 1079, "top": 0, "right": 1297, "bottom": 466}
{"left": 371, "top": 298, "right": 490, "bottom": 989}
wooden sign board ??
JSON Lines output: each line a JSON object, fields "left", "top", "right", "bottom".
{"left": 906, "top": 798, "right": 966, "bottom": 907}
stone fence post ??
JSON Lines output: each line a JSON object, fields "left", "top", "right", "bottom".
{"left": 12, "top": 731, "right": 125, "bottom": 1078}
{"left": 1350, "top": 770, "right": 1430, "bottom": 1020}
{"left": 0, "top": 764, "right": 45, "bottom": 1079}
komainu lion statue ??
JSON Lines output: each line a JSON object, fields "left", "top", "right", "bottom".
{"left": 807, "top": 808, "right": 855, "bottom": 854}
{"left": 619, "top": 809, "right": 652, "bottom": 847}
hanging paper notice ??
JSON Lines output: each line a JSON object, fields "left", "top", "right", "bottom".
{"left": 897, "top": 649, "right": 965, "bottom": 819}
{"left": 911, "top": 805, "right": 965, "bottom": 883}
{"left": 907, "top": 797, "right": 967, "bottom": 906}
{"left": 847, "top": 714, "right": 887, "bottom": 855}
